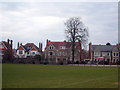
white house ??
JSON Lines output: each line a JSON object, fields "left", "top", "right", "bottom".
{"left": 16, "top": 42, "right": 42, "bottom": 58}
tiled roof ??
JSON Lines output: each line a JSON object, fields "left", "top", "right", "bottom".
{"left": 92, "top": 45, "right": 118, "bottom": 52}
{"left": 2, "top": 41, "right": 11, "bottom": 49}
{"left": 46, "top": 41, "right": 80, "bottom": 50}
{"left": 24, "top": 43, "right": 39, "bottom": 51}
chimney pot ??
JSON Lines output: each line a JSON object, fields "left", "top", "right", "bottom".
{"left": 18, "top": 42, "right": 19, "bottom": 48}
{"left": 7, "top": 39, "right": 10, "bottom": 44}
{"left": 10, "top": 40, "right": 13, "bottom": 49}
{"left": 39, "top": 43, "right": 41, "bottom": 48}
{"left": 64, "top": 40, "right": 66, "bottom": 42}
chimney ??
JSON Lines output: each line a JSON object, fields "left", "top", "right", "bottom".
{"left": 17, "top": 42, "right": 20, "bottom": 48}
{"left": 7, "top": 39, "right": 10, "bottom": 44}
{"left": 46, "top": 39, "right": 49, "bottom": 46}
{"left": 39, "top": 43, "right": 41, "bottom": 49}
{"left": 40, "top": 43, "right": 42, "bottom": 52}
{"left": 10, "top": 40, "right": 13, "bottom": 49}
{"left": 39, "top": 43, "right": 42, "bottom": 52}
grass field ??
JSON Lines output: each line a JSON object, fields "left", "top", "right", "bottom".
{"left": 2, "top": 64, "right": 119, "bottom": 88}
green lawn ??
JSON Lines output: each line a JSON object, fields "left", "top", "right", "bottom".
{"left": 2, "top": 64, "right": 119, "bottom": 88}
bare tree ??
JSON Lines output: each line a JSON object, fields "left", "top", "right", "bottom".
{"left": 65, "top": 17, "right": 89, "bottom": 63}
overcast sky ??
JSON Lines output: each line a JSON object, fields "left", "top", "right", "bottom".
{"left": 0, "top": 2, "right": 118, "bottom": 49}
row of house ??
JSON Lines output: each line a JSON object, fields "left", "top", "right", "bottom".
{"left": 0, "top": 39, "right": 120, "bottom": 64}
{"left": 89, "top": 43, "right": 120, "bottom": 64}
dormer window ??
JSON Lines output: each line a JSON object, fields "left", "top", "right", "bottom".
{"left": 60, "top": 46, "right": 66, "bottom": 49}
{"left": 49, "top": 46, "right": 54, "bottom": 50}
{"left": 28, "top": 46, "right": 31, "bottom": 49}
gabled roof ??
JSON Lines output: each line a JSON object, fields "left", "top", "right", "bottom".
{"left": 17, "top": 43, "right": 39, "bottom": 51}
{"left": 30, "top": 46, "right": 37, "bottom": 51}
{"left": 2, "top": 41, "right": 11, "bottom": 50}
{"left": 92, "top": 45, "right": 118, "bottom": 52}
{"left": 17, "top": 46, "right": 26, "bottom": 50}
{"left": 24, "top": 43, "right": 39, "bottom": 50}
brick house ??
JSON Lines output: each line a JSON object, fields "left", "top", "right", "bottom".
{"left": 89, "top": 42, "right": 120, "bottom": 64}
{"left": 0, "top": 39, "right": 13, "bottom": 63}
{"left": 16, "top": 42, "right": 42, "bottom": 58}
{"left": 44, "top": 39, "right": 84, "bottom": 64}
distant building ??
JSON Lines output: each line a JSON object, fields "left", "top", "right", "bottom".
{"left": 89, "top": 42, "right": 120, "bottom": 64}
{"left": 0, "top": 39, "right": 13, "bottom": 63}
{"left": 16, "top": 42, "right": 42, "bottom": 58}
{"left": 44, "top": 39, "right": 85, "bottom": 64}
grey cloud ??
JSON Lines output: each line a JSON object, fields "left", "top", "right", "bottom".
{"left": 0, "top": 2, "right": 118, "bottom": 49}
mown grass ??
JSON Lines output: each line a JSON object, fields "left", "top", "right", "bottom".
{"left": 2, "top": 64, "right": 118, "bottom": 88}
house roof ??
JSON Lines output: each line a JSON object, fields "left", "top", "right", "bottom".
{"left": 45, "top": 41, "right": 80, "bottom": 50}
{"left": 17, "top": 43, "right": 39, "bottom": 51}
{"left": 17, "top": 46, "right": 26, "bottom": 50}
{"left": 2, "top": 41, "right": 11, "bottom": 50}
{"left": 24, "top": 43, "right": 39, "bottom": 50}
{"left": 92, "top": 45, "right": 118, "bottom": 52}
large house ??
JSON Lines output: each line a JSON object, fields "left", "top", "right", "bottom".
{"left": 89, "top": 42, "right": 120, "bottom": 64}
{"left": 16, "top": 42, "right": 42, "bottom": 58}
{"left": 44, "top": 39, "right": 85, "bottom": 64}
{"left": 0, "top": 39, "right": 13, "bottom": 62}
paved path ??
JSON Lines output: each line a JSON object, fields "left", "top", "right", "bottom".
{"left": 69, "top": 64, "right": 120, "bottom": 67}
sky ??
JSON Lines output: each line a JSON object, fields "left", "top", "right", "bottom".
{"left": 0, "top": 1, "right": 118, "bottom": 49}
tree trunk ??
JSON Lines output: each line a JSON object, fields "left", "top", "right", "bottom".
{"left": 79, "top": 42, "right": 82, "bottom": 61}
{"left": 72, "top": 41, "right": 75, "bottom": 63}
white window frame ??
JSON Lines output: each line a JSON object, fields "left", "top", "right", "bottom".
{"left": 94, "top": 52, "right": 100, "bottom": 56}
{"left": 19, "top": 50, "right": 23, "bottom": 54}
{"left": 0, "top": 50, "right": 3, "bottom": 55}
{"left": 116, "top": 53, "right": 118, "bottom": 56}
{"left": 49, "top": 46, "right": 54, "bottom": 50}
{"left": 60, "top": 46, "right": 66, "bottom": 49}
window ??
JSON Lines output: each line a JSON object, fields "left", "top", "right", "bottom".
{"left": 28, "top": 46, "right": 31, "bottom": 49}
{"left": 114, "top": 59, "right": 115, "bottom": 62}
{"left": 60, "top": 46, "right": 66, "bottom": 49}
{"left": 59, "top": 52, "right": 61, "bottom": 56}
{"left": 19, "top": 50, "right": 23, "bottom": 54}
{"left": 116, "top": 53, "right": 118, "bottom": 56}
{"left": 0, "top": 50, "right": 3, "bottom": 55}
{"left": 63, "top": 52, "right": 67, "bottom": 56}
{"left": 114, "top": 53, "right": 116, "bottom": 56}
{"left": 49, "top": 52, "right": 53, "bottom": 56}
{"left": 117, "top": 59, "right": 119, "bottom": 62}
{"left": 107, "top": 53, "right": 109, "bottom": 56}
{"left": 32, "top": 52, "right": 35, "bottom": 54}
{"left": 95, "top": 59, "right": 97, "bottom": 61}
{"left": 94, "top": 52, "right": 100, "bottom": 56}
{"left": 49, "top": 46, "right": 54, "bottom": 50}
